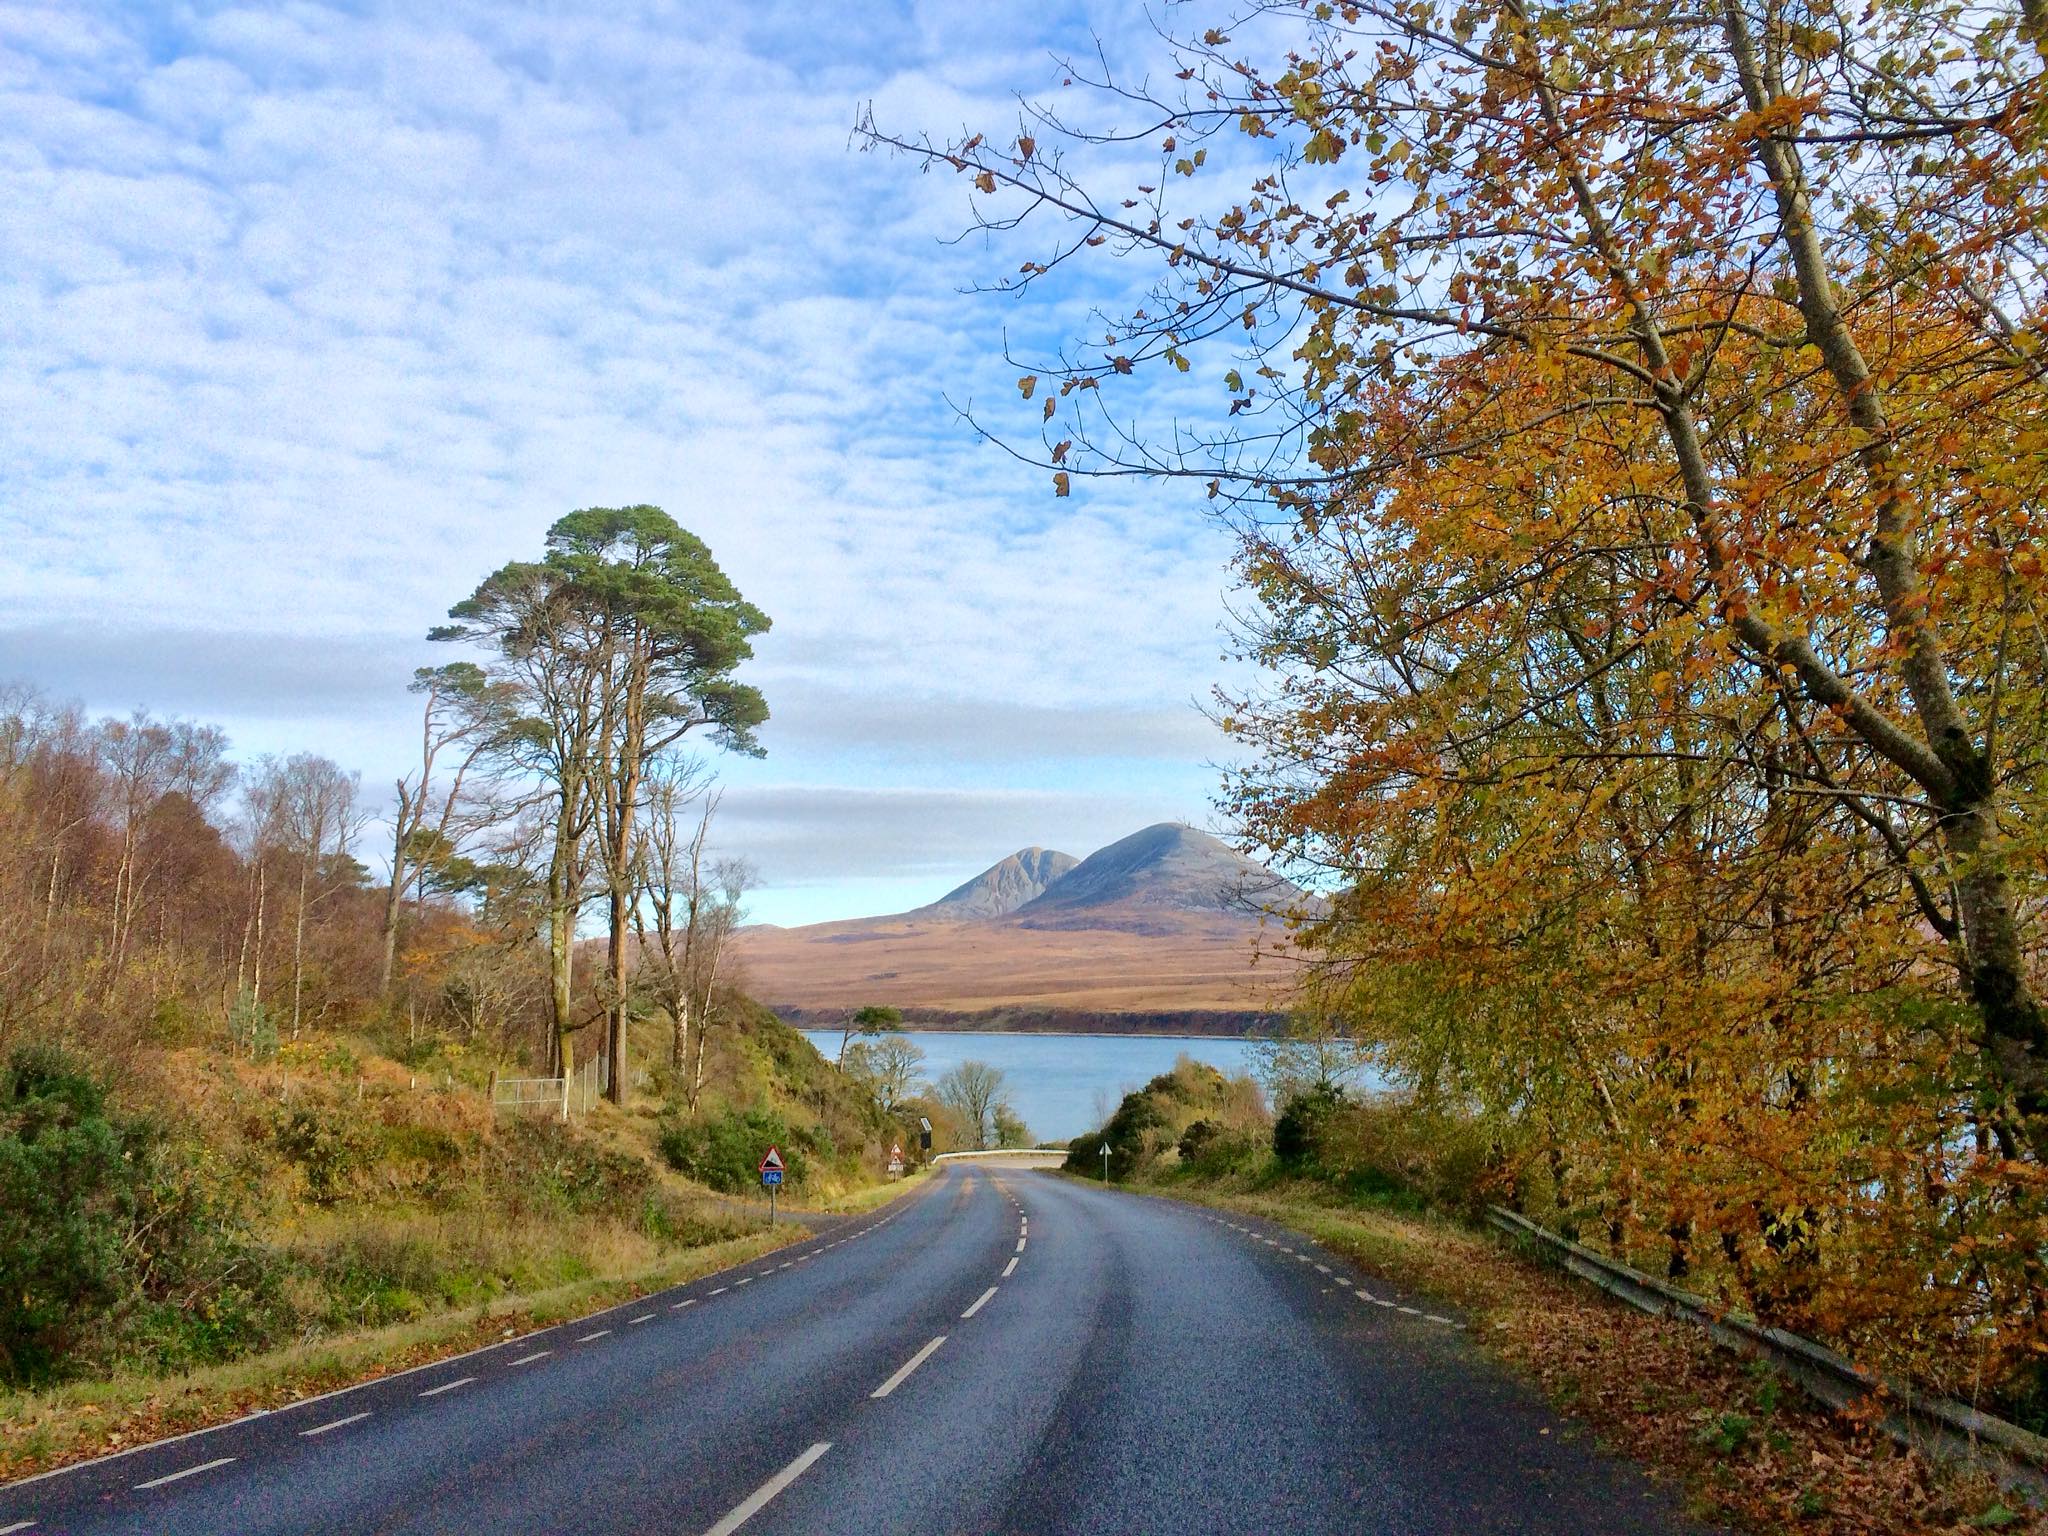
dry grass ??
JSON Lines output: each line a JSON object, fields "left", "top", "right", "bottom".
{"left": 732, "top": 913, "right": 1295, "bottom": 1012}
{"left": 1136, "top": 1177, "right": 2033, "bottom": 1535}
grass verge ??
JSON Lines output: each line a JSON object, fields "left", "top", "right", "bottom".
{"left": 1126, "top": 1174, "right": 2030, "bottom": 1536}
{"left": 0, "top": 1225, "right": 798, "bottom": 1485}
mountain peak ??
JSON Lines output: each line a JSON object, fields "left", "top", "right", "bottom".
{"left": 1010, "top": 823, "right": 1299, "bottom": 925}
{"left": 911, "top": 845, "right": 1079, "bottom": 922}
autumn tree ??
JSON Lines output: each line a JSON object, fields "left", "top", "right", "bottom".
{"left": 867, "top": 0, "right": 2048, "bottom": 1396}
{"left": 381, "top": 663, "right": 506, "bottom": 997}
{"left": 937, "top": 1060, "right": 1011, "bottom": 1151}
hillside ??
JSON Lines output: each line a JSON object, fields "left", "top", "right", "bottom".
{"left": 732, "top": 823, "right": 1305, "bottom": 1022}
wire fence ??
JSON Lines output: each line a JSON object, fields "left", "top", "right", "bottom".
{"left": 491, "top": 1053, "right": 606, "bottom": 1119}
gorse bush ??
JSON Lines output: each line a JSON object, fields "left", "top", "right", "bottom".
{"left": 0, "top": 1045, "right": 282, "bottom": 1386}
{"left": 659, "top": 1106, "right": 812, "bottom": 1193}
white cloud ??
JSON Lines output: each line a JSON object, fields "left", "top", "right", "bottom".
{"left": 0, "top": 0, "right": 1256, "bottom": 917}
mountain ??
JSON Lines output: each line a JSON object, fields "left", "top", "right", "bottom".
{"left": 731, "top": 822, "right": 1305, "bottom": 1027}
{"left": 910, "top": 846, "right": 1078, "bottom": 921}
{"left": 1012, "top": 823, "right": 1299, "bottom": 926}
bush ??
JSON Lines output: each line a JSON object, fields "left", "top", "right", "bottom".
{"left": 275, "top": 1102, "right": 370, "bottom": 1205}
{"left": 0, "top": 1045, "right": 281, "bottom": 1384}
{"left": 1273, "top": 1083, "right": 1347, "bottom": 1167}
{"left": 659, "top": 1107, "right": 811, "bottom": 1193}
{"left": 497, "top": 1118, "right": 653, "bottom": 1214}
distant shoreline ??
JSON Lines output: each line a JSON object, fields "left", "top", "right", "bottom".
{"left": 773, "top": 1005, "right": 1283, "bottom": 1040}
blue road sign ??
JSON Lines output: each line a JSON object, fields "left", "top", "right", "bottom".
{"left": 762, "top": 1168, "right": 784, "bottom": 1187}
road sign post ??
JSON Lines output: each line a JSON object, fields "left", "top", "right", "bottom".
{"left": 759, "top": 1146, "right": 785, "bottom": 1224}
{"left": 1101, "top": 1142, "right": 1110, "bottom": 1182}
{"left": 887, "top": 1142, "right": 904, "bottom": 1178}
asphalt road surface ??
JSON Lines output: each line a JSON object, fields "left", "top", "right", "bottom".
{"left": 0, "top": 1164, "right": 1711, "bottom": 1534}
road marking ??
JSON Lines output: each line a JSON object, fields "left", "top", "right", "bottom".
{"left": 778, "top": 1262, "right": 793, "bottom": 1270}
{"left": 419, "top": 1376, "right": 474, "bottom": 1398}
{"left": 961, "top": 1286, "right": 998, "bottom": 1319}
{"left": 0, "top": 1520, "right": 36, "bottom": 1532}
{"left": 629, "top": 1313, "right": 654, "bottom": 1325}
{"left": 1397, "top": 1305, "right": 1421, "bottom": 1316}
{"left": 511, "top": 1350, "right": 553, "bottom": 1365}
{"left": 1002, "top": 1256, "right": 1018, "bottom": 1277}
{"left": 300, "top": 1412, "right": 371, "bottom": 1437}
{"left": 1314, "top": 1263, "right": 1330, "bottom": 1274}
{"left": 870, "top": 1335, "right": 947, "bottom": 1398}
{"left": 701, "top": 1441, "right": 832, "bottom": 1536}
{"left": 673, "top": 1299, "right": 699, "bottom": 1310}
{"left": 1355, "top": 1289, "right": 1377, "bottom": 1303}
{"left": 710, "top": 1287, "right": 729, "bottom": 1295}
{"left": 736, "top": 1277, "right": 753, "bottom": 1286}
{"left": 576, "top": 1329, "right": 612, "bottom": 1342}
{"left": 1427, "top": 1314, "right": 1456, "bottom": 1326}
{"left": 1015, "top": 1236, "right": 1026, "bottom": 1252}
{"left": 135, "top": 1457, "right": 235, "bottom": 1490}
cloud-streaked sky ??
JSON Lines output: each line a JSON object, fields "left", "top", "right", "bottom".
{"left": 0, "top": 1, "right": 1250, "bottom": 925}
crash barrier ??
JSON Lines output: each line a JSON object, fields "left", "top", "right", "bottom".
{"left": 1487, "top": 1206, "right": 2048, "bottom": 1490}
{"left": 930, "top": 1148, "right": 1067, "bottom": 1163}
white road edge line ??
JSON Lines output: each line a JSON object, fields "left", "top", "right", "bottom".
{"left": 135, "top": 1457, "right": 236, "bottom": 1491}
{"left": 511, "top": 1350, "right": 553, "bottom": 1365}
{"left": 629, "top": 1314, "right": 654, "bottom": 1325}
{"left": 961, "top": 1286, "right": 998, "bottom": 1319}
{"left": 300, "top": 1412, "right": 371, "bottom": 1437}
{"left": 870, "top": 1335, "right": 947, "bottom": 1399}
{"left": 1002, "top": 1257, "right": 1018, "bottom": 1277}
{"left": 419, "top": 1376, "right": 474, "bottom": 1398}
{"left": 0, "top": 1519, "right": 37, "bottom": 1532}
{"left": 701, "top": 1441, "right": 832, "bottom": 1536}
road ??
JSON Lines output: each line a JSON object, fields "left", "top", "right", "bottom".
{"left": 0, "top": 1164, "right": 1710, "bottom": 1535}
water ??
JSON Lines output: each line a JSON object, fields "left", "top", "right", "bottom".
{"left": 799, "top": 1029, "right": 1274, "bottom": 1142}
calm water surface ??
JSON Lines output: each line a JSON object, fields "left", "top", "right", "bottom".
{"left": 799, "top": 1029, "right": 1274, "bottom": 1142}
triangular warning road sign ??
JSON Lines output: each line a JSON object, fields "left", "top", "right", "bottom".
{"left": 889, "top": 1143, "right": 902, "bottom": 1159}
{"left": 758, "top": 1146, "right": 785, "bottom": 1174}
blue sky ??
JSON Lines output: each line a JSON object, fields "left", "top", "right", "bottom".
{"left": 0, "top": 1, "right": 1254, "bottom": 925}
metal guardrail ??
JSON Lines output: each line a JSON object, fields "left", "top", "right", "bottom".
{"left": 1487, "top": 1206, "right": 2048, "bottom": 1487}
{"left": 930, "top": 1148, "right": 1067, "bottom": 1163}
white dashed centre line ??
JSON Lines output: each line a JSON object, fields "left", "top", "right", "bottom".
{"left": 299, "top": 1411, "right": 371, "bottom": 1437}
{"left": 736, "top": 1277, "right": 753, "bottom": 1286}
{"left": 961, "top": 1286, "right": 998, "bottom": 1319}
{"left": 701, "top": 1441, "right": 832, "bottom": 1536}
{"left": 1015, "top": 1236, "right": 1026, "bottom": 1253}
{"left": 710, "top": 1287, "right": 729, "bottom": 1296}
{"left": 419, "top": 1376, "right": 474, "bottom": 1398}
{"left": 629, "top": 1314, "right": 654, "bottom": 1325}
{"left": 511, "top": 1350, "right": 553, "bottom": 1365}
{"left": 576, "top": 1329, "right": 612, "bottom": 1342}
{"left": 673, "top": 1299, "right": 698, "bottom": 1310}
{"left": 1002, "top": 1257, "right": 1018, "bottom": 1277}
{"left": 870, "top": 1335, "right": 947, "bottom": 1399}
{"left": 135, "top": 1457, "right": 235, "bottom": 1491}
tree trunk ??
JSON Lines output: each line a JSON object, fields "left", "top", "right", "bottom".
{"left": 291, "top": 852, "right": 310, "bottom": 1042}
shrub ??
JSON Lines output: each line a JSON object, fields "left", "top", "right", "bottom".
{"left": 275, "top": 1102, "right": 370, "bottom": 1205}
{"left": 1273, "top": 1083, "right": 1347, "bottom": 1167}
{"left": 497, "top": 1118, "right": 653, "bottom": 1214}
{"left": 0, "top": 1045, "right": 281, "bottom": 1384}
{"left": 659, "top": 1107, "right": 810, "bottom": 1193}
